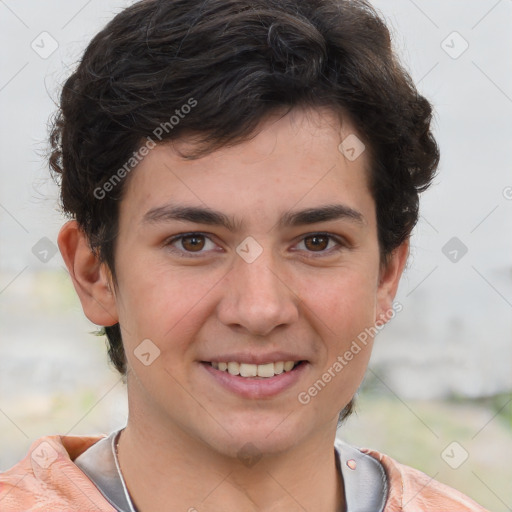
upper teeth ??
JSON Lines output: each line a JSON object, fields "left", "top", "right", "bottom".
{"left": 211, "top": 361, "right": 297, "bottom": 377}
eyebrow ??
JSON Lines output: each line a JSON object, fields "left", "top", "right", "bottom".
{"left": 142, "top": 203, "right": 365, "bottom": 231}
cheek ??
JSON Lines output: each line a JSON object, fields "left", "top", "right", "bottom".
{"left": 301, "top": 265, "right": 378, "bottom": 336}
{"left": 299, "top": 274, "right": 377, "bottom": 415}
{"left": 114, "top": 258, "right": 216, "bottom": 350}
{"left": 298, "top": 266, "right": 378, "bottom": 400}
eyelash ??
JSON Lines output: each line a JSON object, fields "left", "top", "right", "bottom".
{"left": 164, "top": 232, "right": 348, "bottom": 258}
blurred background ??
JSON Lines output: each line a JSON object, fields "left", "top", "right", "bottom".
{"left": 0, "top": 0, "right": 511, "bottom": 509}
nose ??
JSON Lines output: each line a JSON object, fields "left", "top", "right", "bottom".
{"left": 216, "top": 249, "right": 299, "bottom": 337}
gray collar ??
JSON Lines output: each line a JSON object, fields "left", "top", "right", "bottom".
{"left": 74, "top": 429, "right": 388, "bottom": 512}
{"left": 74, "top": 430, "right": 134, "bottom": 512}
{"left": 335, "top": 437, "right": 388, "bottom": 512}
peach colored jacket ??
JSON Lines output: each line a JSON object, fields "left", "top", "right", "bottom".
{"left": 0, "top": 434, "right": 489, "bottom": 511}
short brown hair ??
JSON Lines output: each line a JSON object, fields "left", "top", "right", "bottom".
{"left": 49, "top": 0, "right": 439, "bottom": 395}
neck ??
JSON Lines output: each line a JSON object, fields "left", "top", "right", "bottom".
{"left": 117, "top": 412, "right": 344, "bottom": 512}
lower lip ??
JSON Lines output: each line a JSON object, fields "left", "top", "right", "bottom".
{"left": 200, "top": 362, "right": 308, "bottom": 399}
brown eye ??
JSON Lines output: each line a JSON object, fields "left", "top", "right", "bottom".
{"left": 295, "top": 233, "right": 346, "bottom": 257}
{"left": 180, "top": 235, "right": 206, "bottom": 251}
{"left": 165, "top": 232, "right": 219, "bottom": 258}
{"left": 304, "top": 235, "right": 330, "bottom": 252}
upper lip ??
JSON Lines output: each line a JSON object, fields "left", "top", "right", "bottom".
{"left": 201, "top": 352, "right": 307, "bottom": 365}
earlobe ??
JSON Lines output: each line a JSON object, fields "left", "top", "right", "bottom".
{"left": 375, "top": 240, "right": 409, "bottom": 323}
{"left": 58, "top": 220, "right": 119, "bottom": 327}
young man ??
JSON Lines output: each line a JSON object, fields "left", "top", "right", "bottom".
{"left": 0, "top": 0, "right": 489, "bottom": 510}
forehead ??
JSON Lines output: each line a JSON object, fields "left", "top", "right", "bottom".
{"left": 119, "top": 108, "right": 375, "bottom": 228}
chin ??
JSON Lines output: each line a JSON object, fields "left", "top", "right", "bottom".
{"left": 202, "top": 413, "right": 312, "bottom": 460}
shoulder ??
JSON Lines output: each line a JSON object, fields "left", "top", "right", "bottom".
{"left": 360, "top": 446, "right": 490, "bottom": 512}
{"left": 0, "top": 434, "right": 115, "bottom": 512}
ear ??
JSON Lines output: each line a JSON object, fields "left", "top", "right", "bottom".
{"left": 375, "top": 239, "right": 409, "bottom": 324}
{"left": 58, "top": 220, "right": 119, "bottom": 326}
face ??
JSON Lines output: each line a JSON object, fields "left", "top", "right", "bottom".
{"left": 89, "top": 108, "right": 404, "bottom": 457}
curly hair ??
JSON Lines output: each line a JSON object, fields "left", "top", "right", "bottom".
{"left": 49, "top": 0, "right": 439, "bottom": 419}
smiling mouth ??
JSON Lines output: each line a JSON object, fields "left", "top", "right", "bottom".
{"left": 205, "top": 361, "right": 304, "bottom": 378}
